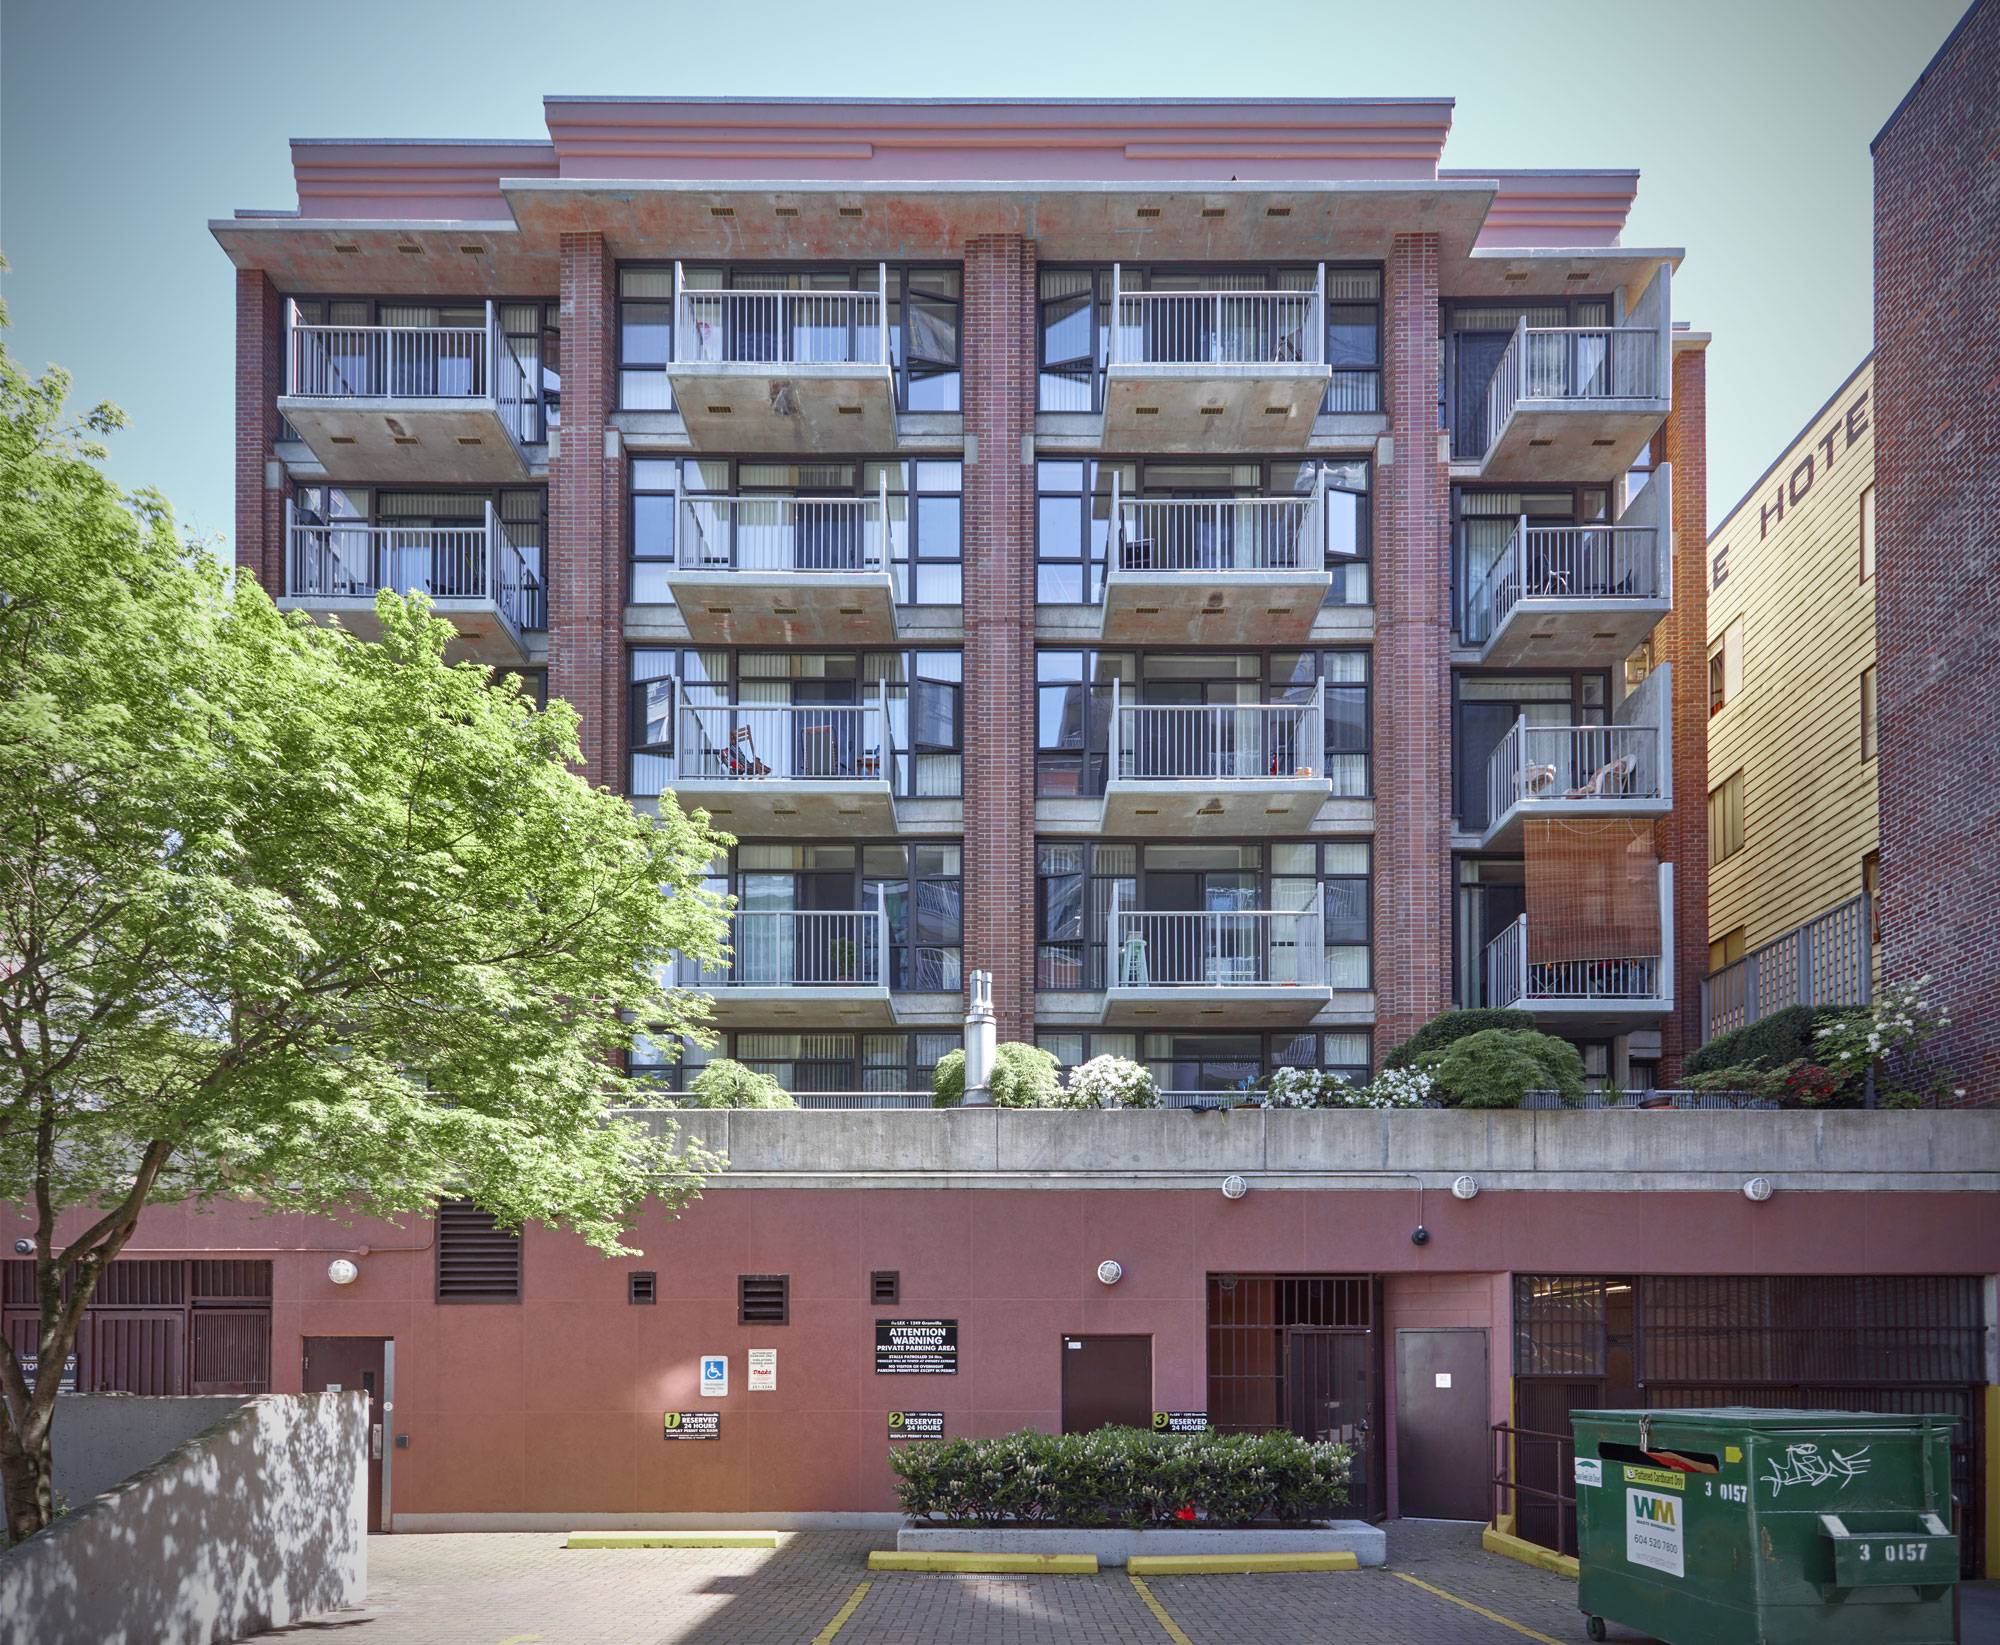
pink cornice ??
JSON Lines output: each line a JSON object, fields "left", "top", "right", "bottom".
{"left": 293, "top": 141, "right": 559, "bottom": 221}
{"left": 1443, "top": 169, "right": 1638, "bottom": 248}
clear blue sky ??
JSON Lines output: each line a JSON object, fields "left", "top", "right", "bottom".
{"left": 0, "top": 0, "right": 1963, "bottom": 547}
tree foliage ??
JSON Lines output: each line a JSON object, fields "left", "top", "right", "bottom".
{"left": 0, "top": 313, "right": 730, "bottom": 1539}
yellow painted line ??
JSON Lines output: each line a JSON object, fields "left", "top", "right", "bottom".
{"left": 811, "top": 1579, "right": 870, "bottom": 1645}
{"left": 867, "top": 1550, "right": 1098, "bottom": 1573}
{"left": 1481, "top": 1526, "right": 1580, "bottom": 1579}
{"left": 1129, "top": 1573, "right": 1196, "bottom": 1645}
{"left": 496, "top": 1636, "right": 542, "bottom": 1645}
{"left": 564, "top": 1530, "right": 779, "bottom": 1549}
{"left": 1128, "top": 1550, "right": 1359, "bottom": 1575}
{"left": 1393, "top": 1572, "right": 1565, "bottom": 1645}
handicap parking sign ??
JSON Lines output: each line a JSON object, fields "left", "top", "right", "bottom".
{"left": 699, "top": 1354, "right": 728, "bottom": 1397}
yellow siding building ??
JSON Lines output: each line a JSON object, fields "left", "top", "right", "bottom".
{"left": 1705, "top": 356, "right": 1878, "bottom": 970}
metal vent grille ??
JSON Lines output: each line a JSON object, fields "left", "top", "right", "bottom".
{"left": 738, "top": 1274, "right": 789, "bottom": 1325}
{"left": 871, "top": 1271, "right": 900, "bottom": 1305}
{"left": 629, "top": 1271, "right": 657, "bottom": 1306}
{"left": 435, "top": 1201, "right": 521, "bottom": 1303}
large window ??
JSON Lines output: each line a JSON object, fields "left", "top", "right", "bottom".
{"left": 627, "top": 648, "right": 962, "bottom": 799}
{"left": 1452, "top": 671, "right": 1608, "bottom": 831}
{"left": 628, "top": 458, "right": 961, "bottom": 605}
{"left": 1034, "top": 840, "right": 1371, "bottom": 991}
{"left": 1444, "top": 296, "right": 1612, "bottom": 460}
{"left": 1709, "top": 771, "right": 1745, "bottom": 865}
{"left": 1455, "top": 485, "right": 1613, "bottom": 641}
{"left": 631, "top": 1029, "right": 959, "bottom": 1095}
{"left": 1036, "top": 265, "right": 1380, "bottom": 414}
{"left": 1038, "top": 1031, "right": 1372, "bottom": 1095}
{"left": 618, "top": 264, "right": 961, "bottom": 412}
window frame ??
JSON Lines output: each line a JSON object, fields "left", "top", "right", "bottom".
{"left": 1708, "top": 770, "right": 1746, "bottom": 866}
{"left": 1859, "top": 484, "right": 1877, "bottom": 582}
{"left": 1860, "top": 664, "right": 1878, "bottom": 761}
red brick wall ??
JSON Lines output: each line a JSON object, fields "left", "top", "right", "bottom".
{"left": 1372, "top": 234, "right": 1452, "bottom": 1059}
{"left": 1656, "top": 345, "right": 1710, "bottom": 1078}
{"left": 549, "top": 233, "right": 622, "bottom": 792}
{"left": 233, "top": 269, "right": 286, "bottom": 593}
{"left": 960, "top": 235, "right": 1038, "bottom": 1037}
{"left": 1872, "top": 0, "right": 2000, "bottom": 1098}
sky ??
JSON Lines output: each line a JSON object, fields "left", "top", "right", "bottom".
{"left": 0, "top": 0, "right": 1965, "bottom": 549}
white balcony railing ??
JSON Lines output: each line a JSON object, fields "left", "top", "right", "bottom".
{"left": 1702, "top": 895, "right": 1873, "bottom": 1041}
{"left": 680, "top": 901, "right": 891, "bottom": 992}
{"left": 1111, "top": 472, "right": 1325, "bottom": 574}
{"left": 1109, "top": 265, "right": 1325, "bottom": 370}
{"left": 1464, "top": 521, "right": 1663, "bottom": 644}
{"left": 673, "top": 262, "right": 890, "bottom": 369}
{"left": 283, "top": 501, "right": 544, "bottom": 635}
{"left": 1485, "top": 720, "right": 1664, "bottom": 827}
{"left": 1112, "top": 681, "right": 1324, "bottom": 782}
{"left": 1484, "top": 914, "right": 1663, "bottom": 1009}
{"left": 1108, "top": 886, "right": 1326, "bottom": 989}
{"left": 284, "top": 300, "right": 535, "bottom": 446}
{"left": 676, "top": 687, "right": 893, "bottom": 784}
{"left": 675, "top": 480, "right": 891, "bottom": 575}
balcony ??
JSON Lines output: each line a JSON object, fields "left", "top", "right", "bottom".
{"left": 1471, "top": 266, "right": 1672, "bottom": 483}
{"left": 1481, "top": 675, "right": 1672, "bottom": 857}
{"left": 664, "top": 484, "right": 898, "bottom": 645}
{"left": 1104, "top": 890, "right": 1332, "bottom": 1026}
{"left": 281, "top": 502, "right": 543, "bottom": 665}
{"left": 668, "top": 690, "right": 897, "bottom": 837}
{"left": 1102, "top": 267, "right": 1329, "bottom": 451}
{"left": 675, "top": 904, "right": 893, "bottom": 1026}
{"left": 1463, "top": 468, "right": 1673, "bottom": 667}
{"left": 1483, "top": 865, "right": 1674, "bottom": 1032}
{"left": 1702, "top": 895, "right": 1872, "bottom": 1042}
{"left": 278, "top": 302, "right": 536, "bottom": 483}
{"left": 1101, "top": 476, "right": 1332, "bottom": 645}
{"left": 1101, "top": 685, "right": 1330, "bottom": 835}
{"left": 666, "top": 264, "right": 895, "bottom": 452}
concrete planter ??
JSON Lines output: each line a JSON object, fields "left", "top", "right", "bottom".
{"left": 896, "top": 1519, "right": 1385, "bottom": 1568}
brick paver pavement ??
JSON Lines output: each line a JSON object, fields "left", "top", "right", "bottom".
{"left": 246, "top": 1520, "right": 1997, "bottom": 1645}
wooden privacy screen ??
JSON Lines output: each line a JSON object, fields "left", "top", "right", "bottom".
{"left": 1523, "top": 818, "right": 1659, "bottom": 963}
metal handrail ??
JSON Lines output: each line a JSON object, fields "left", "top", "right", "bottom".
{"left": 675, "top": 478, "right": 891, "bottom": 574}
{"left": 1110, "top": 679, "right": 1325, "bottom": 781}
{"left": 1485, "top": 914, "right": 1662, "bottom": 1007}
{"left": 282, "top": 500, "right": 544, "bottom": 635}
{"left": 1107, "top": 884, "right": 1326, "bottom": 989}
{"left": 677, "top": 896, "right": 890, "bottom": 991}
{"left": 1110, "top": 471, "right": 1325, "bottom": 574}
{"left": 286, "top": 301, "right": 491, "bottom": 400}
{"left": 1491, "top": 1421, "right": 1576, "bottom": 1559}
{"left": 1481, "top": 317, "right": 1663, "bottom": 462}
{"left": 1109, "top": 264, "right": 1325, "bottom": 369}
{"left": 673, "top": 261, "right": 890, "bottom": 368}
{"left": 1465, "top": 518, "right": 1663, "bottom": 643}
{"left": 676, "top": 684, "right": 894, "bottom": 784}
{"left": 1485, "top": 717, "right": 1663, "bottom": 827}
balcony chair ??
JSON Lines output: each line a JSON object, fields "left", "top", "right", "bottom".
{"left": 1563, "top": 752, "right": 1638, "bottom": 801}
{"left": 1523, "top": 763, "right": 1560, "bottom": 799}
{"left": 717, "top": 723, "right": 771, "bottom": 779}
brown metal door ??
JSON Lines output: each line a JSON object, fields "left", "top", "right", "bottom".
{"left": 304, "top": 1337, "right": 387, "bottom": 1531}
{"left": 1061, "top": 1336, "right": 1152, "bottom": 1434}
{"left": 1395, "top": 1328, "right": 1490, "bottom": 1520}
{"left": 1286, "top": 1328, "right": 1381, "bottom": 1519}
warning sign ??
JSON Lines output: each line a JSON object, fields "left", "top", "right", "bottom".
{"left": 663, "top": 1411, "right": 721, "bottom": 1441}
{"left": 888, "top": 1411, "right": 945, "bottom": 1440}
{"left": 1152, "top": 1411, "right": 1209, "bottom": 1434}
{"left": 1626, "top": 1488, "right": 1684, "bottom": 1577}
{"left": 748, "top": 1348, "right": 777, "bottom": 1391}
{"left": 875, "top": 1319, "right": 958, "bottom": 1375}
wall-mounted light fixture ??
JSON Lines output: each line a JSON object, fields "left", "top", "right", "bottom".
{"left": 1221, "top": 1175, "right": 1249, "bottom": 1200}
{"left": 1096, "top": 1259, "right": 1124, "bottom": 1286}
{"left": 1742, "top": 1177, "right": 1774, "bottom": 1203}
{"left": 327, "top": 1258, "right": 360, "bottom": 1286}
{"left": 1451, "top": 1175, "right": 1480, "bottom": 1201}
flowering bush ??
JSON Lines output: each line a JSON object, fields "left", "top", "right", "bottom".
{"left": 1811, "top": 979, "right": 1961, "bottom": 1106}
{"left": 1258, "top": 1067, "right": 1335, "bottom": 1108}
{"left": 1065, "top": 1055, "right": 1161, "bottom": 1110}
{"left": 1258, "top": 1066, "right": 1434, "bottom": 1110}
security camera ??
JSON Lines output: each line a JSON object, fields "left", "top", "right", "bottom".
{"left": 11, "top": 1240, "right": 31, "bottom": 1256}
{"left": 1410, "top": 1226, "right": 1430, "bottom": 1246}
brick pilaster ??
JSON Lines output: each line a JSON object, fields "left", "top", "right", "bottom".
{"left": 550, "top": 233, "right": 621, "bottom": 791}
{"left": 959, "top": 235, "right": 1038, "bottom": 1039}
{"left": 234, "top": 269, "right": 287, "bottom": 593}
{"left": 1371, "top": 234, "right": 1452, "bottom": 1061}
{"left": 1655, "top": 344, "right": 1710, "bottom": 1079}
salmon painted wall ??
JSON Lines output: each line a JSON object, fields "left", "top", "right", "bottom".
{"left": 14, "top": 1186, "right": 1994, "bottom": 1520}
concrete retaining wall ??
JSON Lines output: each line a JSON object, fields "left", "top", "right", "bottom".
{"left": 53, "top": 1394, "right": 253, "bottom": 1508}
{"left": 897, "top": 1520, "right": 1387, "bottom": 1567}
{"left": 0, "top": 1392, "right": 367, "bottom": 1645}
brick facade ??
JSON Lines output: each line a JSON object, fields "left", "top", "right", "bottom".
{"left": 1371, "top": 234, "right": 1452, "bottom": 1058}
{"left": 549, "top": 233, "right": 622, "bottom": 793}
{"left": 1656, "top": 344, "right": 1710, "bottom": 1078}
{"left": 1872, "top": 0, "right": 2000, "bottom": 1096}
{"left": 959, "top": 235, "right": 1038, "bottom": 1038}
{"left": 233, "top": 268, "right": 286, "bottom": 593}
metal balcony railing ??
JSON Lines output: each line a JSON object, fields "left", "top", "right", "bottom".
{"left": 1485, "top": 720, "right": 1664, "bottom": 827}
{"left": 675, "top": 480, "right": 891, "bottom": 575}
{"left": 1107, "top": 886, "right": 1326, "bottom": 989}
{"left": 1485, "top": 915, "right": 1662, "bottom": 1008}
{"left": 283, "top": 300, "right": 535, "bottom": 446}
{"left": 1109, "top": 265, "right": 1325, "bottom": 369}
{"left": 675, "top": 686, "right": 893, "bottom": 784}
{"left": 1111, "top": 681, "right": 1325, "bottom": 782}
{"left": 673, "top": 262, "right": 890, "bottom": 369}
{"left": 677, "top": 900, "right": 891, "bottom": 992}
{"left": 1111, "top": 473, "right": 1326, "bottom": 574}
{"left": 283, "top": 501, "right": 545, "bottom": 635}
{"left": 1701, "top": 895, "right": 1873, "bottom": 1041}
{"left": 1464, "top": 521, "right": 1663, "bottom": 644}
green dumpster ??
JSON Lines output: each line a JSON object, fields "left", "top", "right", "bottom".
{"left": 1571, "top": 1409, "right": 1958, "bottom": 1644}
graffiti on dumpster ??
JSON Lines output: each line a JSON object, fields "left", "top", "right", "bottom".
{"left": 1760, "top": 1443, "right": 1870, "bottom": 1498}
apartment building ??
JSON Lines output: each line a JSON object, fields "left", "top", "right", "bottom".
{"left": 1701, "top": 357, "right": 1878, "bottom": 1041}
{"left": 27, "top": 95, "right": 1980, "bottom": 1558}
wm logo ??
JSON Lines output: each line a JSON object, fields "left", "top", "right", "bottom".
{"left": 1633, "top": 1494, "right": 1678, "bottom": 1527}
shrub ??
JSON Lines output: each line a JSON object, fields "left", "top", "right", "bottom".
{"left": 932, "top": 1043, "right": 1065, "bottom": 1109}
{"left": 1430, "top": 1030, "right": 1585, "bottom": 1109}
{"left": 1382, "top": 1009, "right": 1535, "bottom": 1070}
{"left": 680, "top": 1058, "right": 795, "bottom": 1109}
{"left": 1259, "top": 1067, "right": 1434, "bottom": 1109}
{"left": 1685, "top": 1063, "right": 1788, "bottom": 1101}
{"left": 890, "top": 1427, "right": 1350, "bottom": 1528}
{"left": 1686, "top": 1005, "right": 1870, "bottom": 1077}
{"left": 1066, "top": 1055, "right": 1160, "bottom": 1110}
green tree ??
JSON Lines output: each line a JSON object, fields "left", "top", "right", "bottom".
{"left": 0, "top": 316, "right": 731, "bottom": 1541}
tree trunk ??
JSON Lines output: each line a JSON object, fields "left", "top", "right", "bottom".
{"left": 0, "top": 1404, "right": 54, "bottom": 1545}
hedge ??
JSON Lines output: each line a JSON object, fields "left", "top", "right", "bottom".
{"left": 889, "top": 1427, "right": 1350, "bottom": 1528}
{"left": 1429, "top": 1029, "right": 1585, "bottom": 1108}
{"left": 1686, "top": 1005, "right": 1871, "bottom": 1078}
{"left": 932, "top": 1043, "right": 1065, "bottom": 1108}
{"left": 1382, "top": 1009, "right": 1535, "bottom": 1070}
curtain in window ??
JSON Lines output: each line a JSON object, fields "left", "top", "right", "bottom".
{"left": 1524, "top": 818, "right": 1659, "bottom": 965}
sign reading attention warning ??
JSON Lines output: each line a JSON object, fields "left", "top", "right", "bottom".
{"left": 875, "top": 1319, "right": 958, "bottom": 1375}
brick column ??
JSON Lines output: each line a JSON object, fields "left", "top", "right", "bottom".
{"left": 1371, "top": 234, "right": 1452, "bottom": 1061}
{"left": 959, "top": 235, "right": 1038, "bottom": 1038}
{"left": 549, "top": 233, "right": 622, "bottom": 791}
{"left": 234, "top": 269, "right": 287, "bottom": 594}
{"left": 1654, "top": 343, "right": 1710, "bottom": 1079}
